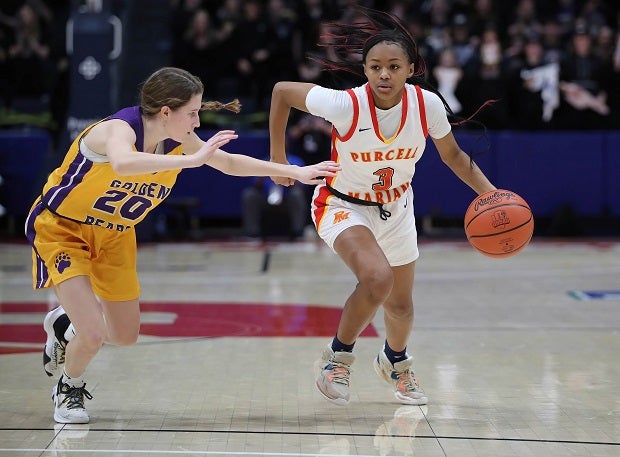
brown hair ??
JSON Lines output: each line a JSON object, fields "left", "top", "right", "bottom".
{"left": 139, "top": 67, "right": 241, "bottom": 116}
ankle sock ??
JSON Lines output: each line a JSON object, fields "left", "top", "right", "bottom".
{"left": 331, "top": 335, "right": 355, "bottom": 353}
{"left": 61, "top": 369, "right": 85, "bottom": 388}
{"left": 384, "top": 340, "right": 408, "bottom": 365}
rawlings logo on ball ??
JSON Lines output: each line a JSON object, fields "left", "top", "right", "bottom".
{"left": 473, "top": 190, "right": 517, "bottom": 211}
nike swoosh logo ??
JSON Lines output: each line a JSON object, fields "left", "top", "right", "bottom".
{"left": 358, "top": 127, "right": 372, "bottom": 132}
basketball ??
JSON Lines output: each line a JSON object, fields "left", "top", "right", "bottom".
{"left": 464, "top": 189, "right": 534, "bottom": 258}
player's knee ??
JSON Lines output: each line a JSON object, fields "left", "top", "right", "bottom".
{"left": 76, "top": 326, "right": 106, "bottom": 352}
{"left": 109, "top": 327, "right": 140, "bottom": 346}
{"left": 359, "top": 268, "right": 394, "bottom": 303}
{"left": 384, "top": 300, "right": 413, "bottom": 320}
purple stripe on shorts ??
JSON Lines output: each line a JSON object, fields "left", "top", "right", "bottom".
{"left": 24, "top": 201, "right": 49, "bottom": 289}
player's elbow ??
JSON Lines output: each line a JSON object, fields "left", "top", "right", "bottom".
{"left": 108, "top": 156, "right": 134, "bottom": 175}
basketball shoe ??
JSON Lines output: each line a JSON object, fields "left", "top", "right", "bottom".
{"left": 52, "top": 376, "right": 93, "bottom": 424}
{"left": 315, "top": 345, "right": 355, "bottom": 405}
{"left": 43, "top": 306, "right": 73, "bottom": 377}
{"left": 373, "top": 350, "right": 428, "bottom": 405}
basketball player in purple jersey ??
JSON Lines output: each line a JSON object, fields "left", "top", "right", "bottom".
{"left": 25, "top": 67, "right": 340, "bottom": 423}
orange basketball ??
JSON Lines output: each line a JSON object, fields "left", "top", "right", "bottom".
{"left": 464, "top": 189, "right": 534, "bottom": 258}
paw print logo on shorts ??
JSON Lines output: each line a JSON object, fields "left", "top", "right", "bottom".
{"left": 54, "top": 252, "right": 72, "bottom": 274}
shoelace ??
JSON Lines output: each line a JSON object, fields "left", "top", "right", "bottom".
{"left": 59, "top": 384, "right": 93, "bottom": 410}
{"left": 328, "top": 362, "right": 351, "bottom": 385}
{"left": 395, "top": 370, "right": 419, "bottom": 393}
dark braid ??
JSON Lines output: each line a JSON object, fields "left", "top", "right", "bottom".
{"left": 312, "top": 6, "right": 494, "bottom": 135}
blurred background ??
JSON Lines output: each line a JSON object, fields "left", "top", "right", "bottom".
{"left": 0, "top": 0, "right": 618, "bottom": 242}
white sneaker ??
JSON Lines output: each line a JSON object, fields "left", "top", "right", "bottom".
{"left": 374, "top": 350, "right": 428, "bottom": 405}
{"left": 43, "top": 307, "right": 71, "bottom": 377}
{"left": 315, "top": 345, "right": 355, "bottom": 406}
{"left": 52, "top": 378, "right": 93, "bottom": 424}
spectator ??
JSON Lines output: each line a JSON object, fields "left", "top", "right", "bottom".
{"left": 540, "top": 19, "right": 566, "bottom": 64}
{"left": 6, "top": 3, "right": 53, "bottom": 106}
{"left": 467, "top": 0, "right": 499, "bottom": 39}
{"left": 450, "top": 13, "right": 477, "bottom": 69}
{"left": 227, "top": 0, "right": 277, "bottom": 110}
{"left": 461, "top": 27, "right": 510, "bottom": 128}
{"left": 169, "top": 0, "right": 203, "bottom": 67}
{"left": 557, "top": 22, "right": 611, "bottom": 129}
{"left": 431, "top": 47, "right": 464, "bottom": 114}
{"left": 506, "top": 0, "right": 543, "bottom": 44}
{"left": 609, "top": 30, "right": 620, "bottom": 127}
{"left": 509, "top": 36, "right": 560, "bottom": 129}
{"left": 263, "top": 0, "right": 301, "bottom": 100}
{"left": 175, "top": 8, "right": 222, "bottom": 98}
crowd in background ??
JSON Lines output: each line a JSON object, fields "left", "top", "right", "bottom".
{"left": 1, "top": 0, "right": 619, "bottom": 133}
{"left": 170, "top": 0, "right": 620, "bottom": 130}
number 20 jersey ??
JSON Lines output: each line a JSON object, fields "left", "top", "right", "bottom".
{"left": 39, "top": 106, "right": 183, "bottom": 231}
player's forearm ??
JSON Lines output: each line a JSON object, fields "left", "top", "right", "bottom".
{"left": 109, "top": 151, "right": 198, "bottom": 175}
{"left": 208, "top": 151, "right": 299, "bottom": 179}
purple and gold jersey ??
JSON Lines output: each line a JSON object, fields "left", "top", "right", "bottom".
{"left": 39, "top": 106, "right": 183, "bottom": 232}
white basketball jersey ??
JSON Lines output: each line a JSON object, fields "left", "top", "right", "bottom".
{"left": 325, "top": 83, "right": 429, "bottom": 205}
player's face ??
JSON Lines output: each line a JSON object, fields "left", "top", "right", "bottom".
{"left": 165, "top": 93, "right": 203, "bottom": 141}
{"left": 363, "top": 41, "right": 414, "bottom": 109}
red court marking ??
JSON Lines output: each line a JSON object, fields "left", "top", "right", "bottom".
{"left": 0, "top": 302, "right": 378, "bottom": 355}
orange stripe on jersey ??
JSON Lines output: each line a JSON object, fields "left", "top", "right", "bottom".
{"left": 325, "top": 129, "right": 340, "bottom": 188}
{"left": 366, "top": 84, "right": 408, "bottom": 144}
{"left": 312, "top": 185, "right": 333, "bottom": 232}
{"left": 414, "top": 85, "right": 428, "bottom": 138}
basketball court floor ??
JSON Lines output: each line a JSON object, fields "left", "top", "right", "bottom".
{"left": 0, "top": 237, "right": 619, "bottom": 456}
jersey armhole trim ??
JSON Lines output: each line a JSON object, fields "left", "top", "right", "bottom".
{"left": 414, "top": 85, "right": 428, "bottom": 138}
{"left": 336, "top": 89, "right": 359, "bottom": 142}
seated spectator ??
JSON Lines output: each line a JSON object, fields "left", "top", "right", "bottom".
{"left": 241, "top": 155, "right": 307, "bottom": 240}
{"left": 6, "top": 3, "right": 53, "bottom": 106}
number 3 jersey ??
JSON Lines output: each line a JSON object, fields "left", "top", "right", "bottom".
{"left": 38, "top": 106, "right": 183, "bottom": 231}
{"left": 306, "top": 83, "right": 452, "bottom": 205}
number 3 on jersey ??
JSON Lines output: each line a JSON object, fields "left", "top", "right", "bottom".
{"left": 372, "top": 167, "right": 394, "bottom": 192}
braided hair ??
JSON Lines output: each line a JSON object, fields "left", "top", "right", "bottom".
{"left": 312, "top": 7, "right": 493, "bottom": 128}
{"left": 140, "top": 67, "right": 241, "bottom": 116}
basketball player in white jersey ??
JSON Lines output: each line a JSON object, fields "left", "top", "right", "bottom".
{"left": 268, "top": 7, "right": 497, "bottom": 406}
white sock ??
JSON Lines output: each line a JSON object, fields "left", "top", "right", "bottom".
{"left": 62, "top": 369, "right": 85, "bottom": 388}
